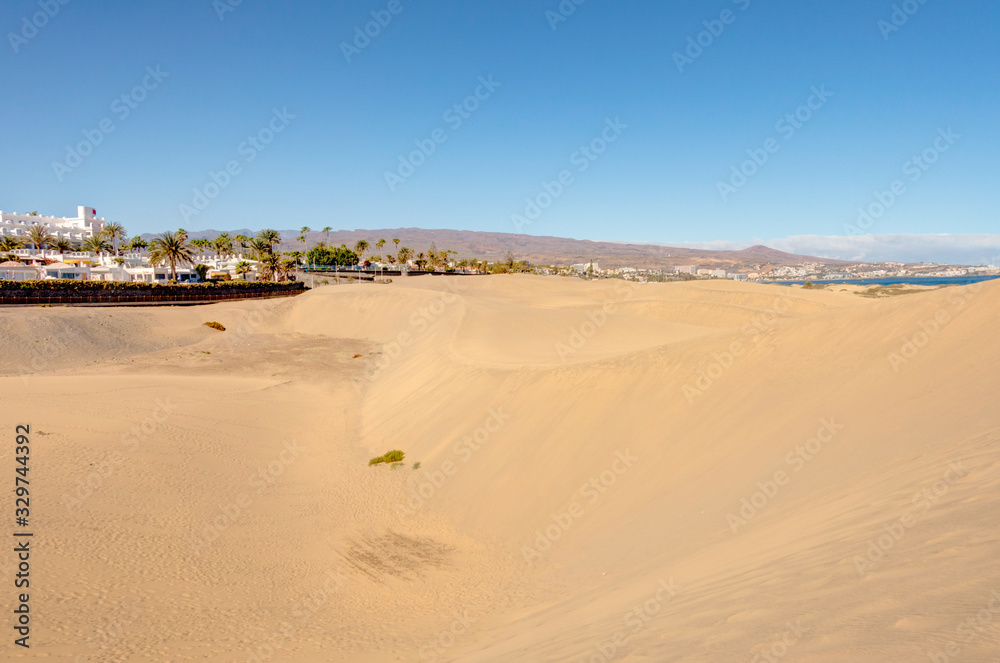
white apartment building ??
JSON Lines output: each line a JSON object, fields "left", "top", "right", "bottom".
{"left": 0, "top": 206, "right": 106, "bottom": 244}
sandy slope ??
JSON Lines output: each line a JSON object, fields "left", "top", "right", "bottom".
{"left": 1, "top": 276, "right": 998, "bottom": 662}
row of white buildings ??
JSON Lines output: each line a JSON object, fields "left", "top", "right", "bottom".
{"left": 0, "top": 254, "right": 252, "bottom": 283}
{"left": 1, "top": 206, "right": 261, "bottom": 283}
{"left": 1, "top": 206, "right": 105, "bottom": 243}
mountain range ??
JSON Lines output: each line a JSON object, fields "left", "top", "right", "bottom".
{"left": 169, "top": 228, "right": 856, "bottom": 270}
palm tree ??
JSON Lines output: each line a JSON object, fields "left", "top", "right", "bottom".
{"left": 126, "top": 237, "right": 148, "bottom": 252}
{"left": 177, "top": 228, "right": 188, "bottom": 241}
{"left": 286, "top": 250, "right": 304, "bottom": 266}
{"left": 322, "top": 226, "right": 332, "bottom": 244}
{"left": 376, "top": 239, "right": 386, "bottom": 257}
{"left": 354, "top": 240, "right": 369, "bottom": 266}
{"left": 148, "top": 231, "right": 194, "bottom": 281}
{"left": 0, "top": 237, "right": 23, "bottom": 253}
{"left": 392, "top": 238, "right": 400, "bottom": 253}
{"left": 101, "top": 222, "right": 127, "bottom": 257}
{"left": 257, "top": 229, "right": 281, "bottom": 253}
{"left": 298, "top": 227, "right": 311, "bottom": 254}
{"left": 26, "top": 223, "right": 55, "bottom": 258}
{"left": 52, "top": 237, "right": 74, "bottom": 258}
{"left": 234, "top": 261, "right": 253, "bottom": 279}
{"left": 82, "top": 235, "right": 111, "bottom": 258}
{"left": 234, "top": 234, "right": 250, "bottom": 255}
{"left": 416, "top": 252, "right": 427, "bottom": 270}
{"left": 258, "top": 252, "right": 281, "bottom": 282}
{"left": 398, "top": 247, "right": 413, "bottom": 267}
{"left": 280, "top": 258, "right": 298, "bottom": 279}
{"left": 248, "top": 238, "right": 271, "bottom": 261}
{"left": 214, "top": 232, "right": 233, "bottom": 258}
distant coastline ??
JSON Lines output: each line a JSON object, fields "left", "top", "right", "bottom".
{"left": 770, "top": 275, "right": 1000, "bottom": 287}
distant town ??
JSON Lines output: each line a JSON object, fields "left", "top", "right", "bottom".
{"left": 2, "top": 206, "right": 997, "bottom": 284}
{"left": 555, "top": 260, "right": 1000, "bottom": 283}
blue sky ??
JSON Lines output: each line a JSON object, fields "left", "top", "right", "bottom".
{"left": 1, "top": 0, "right": 997, "bottom": 246}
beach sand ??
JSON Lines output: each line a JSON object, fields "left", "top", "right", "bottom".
{"left": 2, "top": 275, "right": 998, "bottom": 661}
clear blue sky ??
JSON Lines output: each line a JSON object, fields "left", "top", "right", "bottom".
{"left": 1, "top": 0, "right": 997, "bottom": 243}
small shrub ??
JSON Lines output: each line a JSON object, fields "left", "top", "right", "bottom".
{"left": 391, "top": 462, "right": 404, "bottom": 470}
{"left": 204, "top": 321, "right": 226, "bottom": 331}
{"left": 412, "top": 462, "right": 421, "bottom": 470}
{"left": 368, "top": 449, "right": 406, "bottom": 466}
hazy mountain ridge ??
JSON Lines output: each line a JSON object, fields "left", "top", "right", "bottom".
{"left": 163, "top": 228, "right": 855, "bottom": 270}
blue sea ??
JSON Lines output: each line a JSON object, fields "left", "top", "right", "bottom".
{"left": 772, "top": 275, "right": 1000, "bottom": 287}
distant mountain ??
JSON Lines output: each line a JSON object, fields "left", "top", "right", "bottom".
{"left": 159, "top": 228, "right": 856, "bottom": 270}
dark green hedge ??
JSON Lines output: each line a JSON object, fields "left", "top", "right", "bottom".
{"left": 1, "top": 279, "right": 304, "bottom": 294}
{"left": 0, "top": 280, "right": 306, "bottom": 304}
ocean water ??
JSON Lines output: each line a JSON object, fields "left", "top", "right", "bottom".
{"left": 772, "top": 275, "right": 1000, "bottom": 287}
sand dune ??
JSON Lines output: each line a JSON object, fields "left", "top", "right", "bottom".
{"left": 2, "top": 275, "right": 998, "bottom": 661}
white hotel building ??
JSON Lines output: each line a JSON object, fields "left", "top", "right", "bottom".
{"left": 1, "top": 205, "right": 256, "bottom": 283}
{"left": 0, "top": 206, "right": 106, "bottom": 244}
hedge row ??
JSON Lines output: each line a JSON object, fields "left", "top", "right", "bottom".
{"left": 0, "top": 279, "right": 305, "bottom": 294}
{"left": 0, "top": 280, "right": 306, "bottom": 305}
